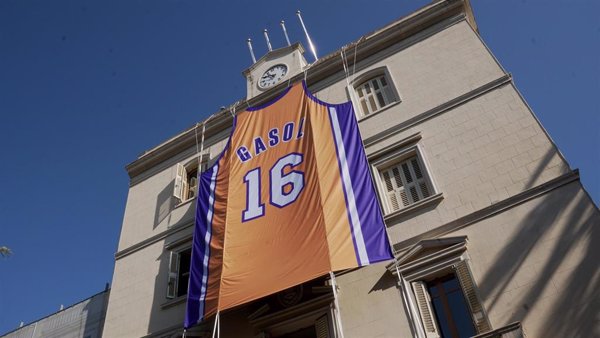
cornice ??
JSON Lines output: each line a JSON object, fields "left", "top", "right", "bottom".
{"left": 363, "top": 74, "right": 512, "bottom": 148}
{"left": 125, "top": 0, "right": 474, "bottom": 181}
{"left": 392, "top": 170, "right": 581, "bottom": 253}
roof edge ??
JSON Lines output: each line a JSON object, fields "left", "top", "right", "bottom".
{"left": 125, "top": 0, "right": 472, "bottom": 180}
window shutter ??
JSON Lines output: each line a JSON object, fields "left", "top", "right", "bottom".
{"left": 173, "top": 163, "right": 185, "bottom": 201}
{"left": 166, "top": 251, "right": 179, "bottom": 299}
{"left": 412, "top": 281, "right": 440, "bottom": 338}
{"left": 314, "top": 314, "right": 330, "bottom": 338}
{"left": 381, "top": 154, "right": 434, "bottom": 212}
{"left": 454, "top": 260, "right": 491, "bottom": 334}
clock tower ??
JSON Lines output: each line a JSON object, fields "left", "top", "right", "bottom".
{"left": 243, "top": 42, "right": 308, "bottom": 100}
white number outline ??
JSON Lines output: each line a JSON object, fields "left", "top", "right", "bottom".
{"left": 241, "top": 153, "right": 305, "bottom": 222}
{"left": 242, "top": 167, "right": 265, "bottom": 222}
{"left": 269, "top": 153, "right": 305, "bottom": 209}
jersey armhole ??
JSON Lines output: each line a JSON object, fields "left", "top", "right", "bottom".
{"left": 200, "top": 114, "right": 237, "bottom": 177}
{"left": 301, "top": 79, "right": 353, "bottom": 109}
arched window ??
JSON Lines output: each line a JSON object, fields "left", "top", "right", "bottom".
{"left": 352, "top": 67, "right": 400, "bottom": 118}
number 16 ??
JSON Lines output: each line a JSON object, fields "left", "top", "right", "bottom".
{"left": 242, "top": 153, "right": 305, "bottom": 222}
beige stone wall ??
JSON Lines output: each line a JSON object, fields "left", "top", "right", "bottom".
{"left": 117, "top": 137, "right": 228, "bottom": 251}
{"left": 311, "top": 21, "right": 505, "bottom": 135}
{"left": 380, "top": 82, "right": 570, "bottom": 244}
{"left": 103, "top": 231, "right": 193, "bottom": 337}
{"left": 448, "top": 181, "right": 599, "bottom": 337}
{"left": 334, "top": 181, "right": 599, "bottom": 338}
{"left": 334, "top": 264, "right": 411, "bottom": 338}
{"left": 103, "top": 13, "right": 599, "bottom": 338}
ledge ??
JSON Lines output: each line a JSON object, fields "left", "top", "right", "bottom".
{"left": 124, "top": 0, "right": 472, "bottom": 182}
{"left": 358, "top": 100, "right": 402, "bottom": 123}
{"left": 249, "top": 293, "right": 333, "bottom": 329}
{"left": 367, "top": 132, "right": 422, "bottom": 161}
{"left": 161, "top": 295, "right": 186, "bottom": 310}
{"left": 392, "top": 170, "right": 580, "bottom": 252}
{"left": 471, "top": 322, "right": 523, "bottom": 338}
{"left": 364, "top": 74, "right": 512, "bottom": 147}
{"left": 384, "top": 193, "right": 444, "bottom": 223}
{"left": 114, "top": 221, "right": 193, "bottom": 260}
{"left": 173, "top": 196, "right": 195, "bottom": 210}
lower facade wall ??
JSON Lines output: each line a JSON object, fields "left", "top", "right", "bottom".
{"left": 334, "top": 180, "right": 599, "bottom": 338}
{"left": 335, "top": 264, "right": 411, "bottom": 338}
{"left": 456, "top": 180, "right": 599, "bottom": 338}
{"left": 102, "top": 180, "right": 598, "bottom": 338}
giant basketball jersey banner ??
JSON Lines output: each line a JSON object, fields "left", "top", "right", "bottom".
{"left": 185, "top": 81, "right": 393, "bottom": 327}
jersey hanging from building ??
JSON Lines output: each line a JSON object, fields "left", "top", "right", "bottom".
{"left": 185, "top": 81, "right": 393, "bottom": 328}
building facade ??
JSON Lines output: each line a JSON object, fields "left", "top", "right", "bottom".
{"left": 1, "top": 289, "right": 109, "bottom": 338}
{"left": 102, "top": 1, "right": 600, "bottom": 337}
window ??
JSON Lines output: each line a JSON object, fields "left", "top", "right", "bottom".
{"left": 173, "top": 158, "right": 205, "bottom": 203}
{"left": 167, "top": 247, "right": 191, "bottom": 299}
{"left": 185, "top": 167, "right": 198, "bottom": 200}
{"left": 423, "top": 274, "right": 476, "bottom": 338}
{"left": 351, "top": 68, "right": 400, "bottom": 118}
{"left": 389, "top": 237, "right": 491, "bottom": 338}
{"left": 381, "top": 155, "right": 432, "bottom": 211}
{"left": 371, "top": 142, "right": 437, "bottom": 215}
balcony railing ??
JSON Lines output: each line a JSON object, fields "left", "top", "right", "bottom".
{"left": 471, "top": 322, "right": 524, "bottom": 338}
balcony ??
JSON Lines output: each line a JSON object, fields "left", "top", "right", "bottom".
{"left": 471, "top": 322, "right": 524, "bottom": 338}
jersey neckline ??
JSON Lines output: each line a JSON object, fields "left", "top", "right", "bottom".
{"left": 246, "top": 80, "right": 351, "bottom": 111}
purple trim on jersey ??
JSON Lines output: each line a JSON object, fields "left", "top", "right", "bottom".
{"left": 302, "top": 80, "right": 352, "bottom": 107}
{"left": 203, "top": 115, "right": 236, "bottom": 175}
{"left": 247, "top": 85, "right": 293, "bottom": 111}
{"left": 327, "top": 107, "right": 365, "bottom": 265}
{"left": 185, "top": 164, "right": 219, "bottom": 328}
{"left": 331, "top": 102, "right": 393, "bottom": 264}
{"left": 304, "top": 78, "right": 392, "bottom": 265}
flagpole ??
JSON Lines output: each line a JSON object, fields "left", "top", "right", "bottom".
{"left": 296, "top": 10, "right": 318, "bottom": 62}
{"left": 329, "top": 271, "right": 346, "bottom": 338}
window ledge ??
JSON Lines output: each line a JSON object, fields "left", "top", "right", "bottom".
{"left": 358, "top": 100, "right": 401, "bottom": 122}
{"left": 384, "top": 192, "right": 443, "bottom": 223}
{"left": 161, "top": 295, "right": 187, "bottom": 310}
{"left": 173, "top": 197, "right": 195, "bottom": 210}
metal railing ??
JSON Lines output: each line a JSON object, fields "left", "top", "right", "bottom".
{"left": 471, "top": 322, "right": 524, "bottom": 338}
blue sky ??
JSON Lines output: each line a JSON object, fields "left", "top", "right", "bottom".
{"left": 0, "top": 0, "right": 598, "bottom": 334}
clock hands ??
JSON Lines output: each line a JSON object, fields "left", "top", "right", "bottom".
{"left": 259, "top": 64, "right": 288, "bottom": 88}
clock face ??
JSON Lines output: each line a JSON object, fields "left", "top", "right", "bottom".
{"left": 258, "top": 64, "right": 288, "bottom": 89}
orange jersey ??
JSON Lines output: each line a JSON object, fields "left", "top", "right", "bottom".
{"left": 186, "top": 81, "right": 392, "bottom": 326}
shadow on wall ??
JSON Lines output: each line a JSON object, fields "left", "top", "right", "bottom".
{"left": 369, "top": 272, "right": 419, "bottom": 338}
{"left": 477, "top": 148, "right": 599, "bottom": 337}
{"left": 82, "top": 288, "right": 110, "bottom": 338}
{"left": 523, "top": 147, "right": 558, "bottom": 190}
{"left": 154, "top": 181, "right": 175, "bottom": 230}
{"left": 4, "top": 288, "right": 111, "bottom": 338}
{"left": 148, "top": 247, "right": 174, "bottom": 335}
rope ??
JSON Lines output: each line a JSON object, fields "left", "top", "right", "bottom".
{"left": 351, "top": 41, "right": 359, "bottom": 84}
{"left": 340, "top": 49, "right": 351, "bottom": 89}
{"left": 218, "top": 312, "right": 221, "bottom": 338}
{"left": 229, "top": 103, "right": 236, "bottom": 118}
{"left": 304, "top": 67, "right": 308, "bottom": 84}
{"left": 211, "top": 312, "right": 220, "bottom": 338}
{"left": 340, "top": 40, "right": 360, "bottom": 91}
{"left": 194, "top": 122, "right": 206, "bottom": 170}
{"left": 329, "top": 271, "right": 346, "bottom": 338}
